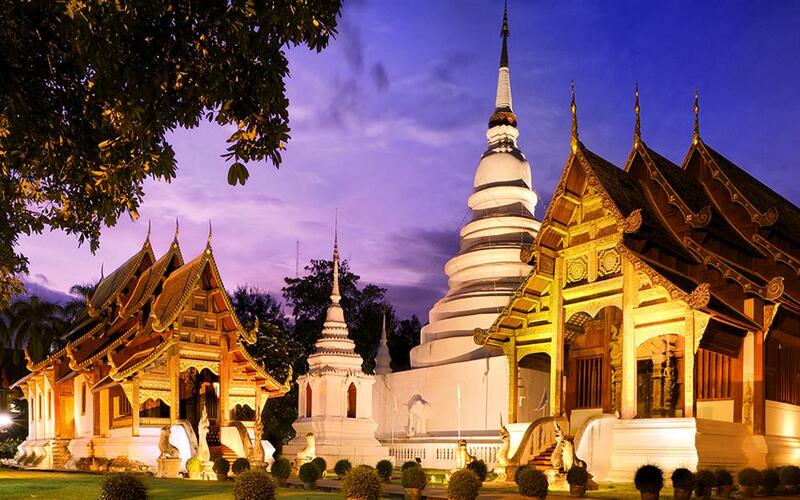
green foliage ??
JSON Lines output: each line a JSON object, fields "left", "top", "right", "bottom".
{"left": 715, "top": 469, "right": 734, "bottom": 486}
{"left": 334, "top": 459, "right": 352, "bottom": 477}
{"left": 448, "top": 469, "right": 482, "bottom": 500}
{"left": 232, "top": 458, "right": 251, "bottom": 475}
{"left": 515, "top": 464, "right": 532, "bottom": 485}
{"left": 311, "top": 456, "right": 327, "bottom": 474}
{"left": 99, "top": 473, "right": 148, "bottom": 500}
{"left": 695, "top": 469, "right": 717, "bottom": 497}
{"left": 186, "top": 456, "right": 203, "bottom": 473}
{"left": 566, "top": 466, "right": 589, "bottom": 486}
{"left": 516, "top": 467, "right": 548, "bottom": 498}
{"left": 738, "top": 468, "right": 761, "bottom": 487}
{"left": 401, "top": 466, "right": 427, "bottom": 490}
{"left": 402, "top": 460, "right": 420, "bottom": 471}
{"left": 466, "top": 460, "right": 488, "bottom": 482}
{"left": 375, "top": 459, "right": 393, "bottom": 481}
{"left": 270, "top": 457, "right": 291, "bottom": 479}
{"left": 233, "top": 469, "right": 275, "bottom": 500}
{"left": 299, "top": 462, "right": 321, "bottom": 484}
{"left": 761, "top": 468, "right": 780, "bottom": 494}
{"left": 633, "top": 465, "right": 663, "bottom": 494}
{"left": 341, "top": 465, "right": 382, "bottom": 500}
{"left": 780, "top": 465, "right": 800, "bottom": 486}
{"left": 0, "top": 0, "right": 344, "bottom": 305}
{"left": 0, "top": 436, "right": 23, "bottom": 459}
{"left": 212, "top": 458, "right": 230, "bottom": 476}
{"left": 670, "top": 468, "right": 696, "bottom": 491}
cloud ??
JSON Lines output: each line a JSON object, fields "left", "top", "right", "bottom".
{"left": 338, "top": 19, "right": 365, "bottom": 73}
{"left": 371, "top": 63, "right": 389, "bottom": 91}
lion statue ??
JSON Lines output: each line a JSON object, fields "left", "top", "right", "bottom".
{"left": 455, "top": 439, "right": 476, "bottom": 470}
{"left": 158, "top": 426, "right": 180, "bottom": 459}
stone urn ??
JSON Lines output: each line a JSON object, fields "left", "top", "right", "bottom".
{"left": 739, "top": 485, "right": 755, "bottom": 498}
{"left": 672, "top": 488, "right": 691, "bottom": 500}
{"left": 303, "top": 481, "right": 317, "bottom": 490}
{"left": 570, "top": 484, "right": 587, "bottom": 497}
{"left": 717, "top": 485, "right": 733, "bottom": 498}
{"left": 640, "top": 493, "right": 659, "bottom": 500}
{"left": 404, "top": 487, "right": 422, "bottom": 500}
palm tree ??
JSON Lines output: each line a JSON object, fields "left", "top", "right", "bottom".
{"left": 4, "top": 296, "right": 66, "bottom": 363}
{"left": 62, "top": 282, "right": 97, "bottom": 322}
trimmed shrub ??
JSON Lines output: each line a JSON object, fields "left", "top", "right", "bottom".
{"left": 342, "top": 465, "right": 382, "bottom": 500}
{"left": 232, "top": 458, "right": 251, "bottom": 475}
{"left": 448, "top": 469, "right": 482, "bottom": 500}
{"left": 186, "top": 456, "right": 203, "bottom": 474}
{"left": 311, "top": 456, "right": 327, "bottom": 474}
{"left": 695, "top": 469, "right": 716, "bottom": 497}
{"left": 299, "top": 462, "right": 321, "bottom": 484}
{"left": 715, "top": 469, "right": 734, "bottom": 487}
{"left": 334, "top": 459, "right": 353, "bottom": 477}
{"left": 738, "top": 468, "right": 761, "bottom": 488}
{"left": 99, "top": 473, "right": 148, "bottom": 500}
{"left": 515, "top": 464, "right": 532, "bottom": 485}
{"left": 401, "top": 465, "right": 428, "bottom": 490}
{"left": 566, "top": 466, "right": 589, "bottom": 486}
{"left": 402, "top": 460, "right": 420, "bottom": 471}
{"left": 780, "top": 465, "right": 800, "bottom": 487}
{"left": 761, "top": 468, "right": 780, "bottom": 495}
{"left": 517, "top": 467, "right": 548, "bottom": 498}
{"left": 213, "top": 458, "right": 230, "bottom": 477}
{"left": 670, "top": 468, "right": 696, "bottom": 491}
{"left": 466, "top": 459, "right": 488, "bottom": 482}
{"left": 270, "top": 457, "right": 291, "bottom": 480}
{"left": 634, "top": 464, "right": 664, "bottom": 495}
{"left": 376, "top": 459, "right": 393, "bottom": 482}
{"left": 233, "top": 469, "right": 275, "bottom": 500}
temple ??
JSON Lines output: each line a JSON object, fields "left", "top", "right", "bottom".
{"left": 473, "top": 87, "right": 800, "bottom": 478}
{"left": 11, "top": 227, "right": 290, "bottom": 471}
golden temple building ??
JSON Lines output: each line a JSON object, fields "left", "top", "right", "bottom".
{"left": 474, "top": 89, "right": 800, "bottom": 479}
{"left": 12, "top": 227, "right": 290, "bottom": 471}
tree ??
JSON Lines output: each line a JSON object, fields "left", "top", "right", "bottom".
{"left": 390, "top": 315, "right": 422, "bottom": 371}
{"left": 0, "top": 0, "right": 343, "bottom": 307}
{"left": 230, "top": 286, "right": 300, "bottom": 452}
{"left": 2, "top": 296, "right": 69, "bottom": 362}
{"left": 283, "top": 258, "right": 392, "bottom": 375}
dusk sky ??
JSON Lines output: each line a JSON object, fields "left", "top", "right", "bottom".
{"left": 20, "top": 0, "right": 800, "bottom": 320}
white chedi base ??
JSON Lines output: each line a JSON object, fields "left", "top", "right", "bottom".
{"left": 283, "top": 416, "right": 388, "bottom": 467}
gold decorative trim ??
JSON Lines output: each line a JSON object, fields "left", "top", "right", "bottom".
{"left": 179, "top": 357, "right": 220, "bottom": 375}
{"left": 687, "top": 283, "right": 711, "bottom": 309}
{"left": 110, "top": 336, "right": 177, "bottom": 382}
{"left": 473, "top": 328, "right": 489, "bottom": 346}
{"left": 765, "top": 277, "right": 784, "bottom": 302}
{"left": 622, "top": 209, "right": 643, "bottom": 234}
{"left": 520, "top": 244, "right": 536, "bottom": 265}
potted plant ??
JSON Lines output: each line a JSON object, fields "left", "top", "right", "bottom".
{"left": 402, "top": 461, "right": 420, "bottom": 472}
{"left": 466, "top": 460, "right": 488, "bottom": 482}
{"left": 715, "top": 469, "right": 733, "bottom": 498}
{"left": 634, "top": 464, "right": 664, "bottom": 500}
{"left": 311, "top": 456, "right": 327, "bottom": 477}
{"left": 186, "top": 456, "right": 203, "bottom": 480}
{"left": 335, "top": 459, "right": 353, "bottom": 479}
{"left": 670, "top": 468, "right": 695, "bottom": 500}
{"left": 232, "top": 457, "right": 250, "bottom": 476}
{"left": 567, "top": 466, "right": 590, "bottom": 497}
{"left": 737, "top": 468, "right": 761, "bottom": 498}
{"left": 780, "top": 465, "right": 800, "bottom": 494}
{"left": 342, "top": 465, "right": 382, "bottom": 500}
{"left": 448, "top": 469, "right": 482, "bottom": 500}
{"left": 402, "top": 464, "right": 427, "bottom": 500}
{"left": 516, "top": 467, "right": 548, "bottom": 499}
{"left": 761, "top": 468, "right": 780, "bottom": 496}
{"left": 299, "top": 461, "right": 321, "bottom": 490}
{"left": 270, "top": 457, "right": 291, "bottom": 487}
{"left": 376, "top": 459, "right": 393, "bottom": 483}
{"left": 694, "top": 469, "right": 716, "bottom": 499}
{"left": 212, "top": 457, "right": 230, "bottom": 481}
{"left": 233, "top": 470, "right": 275, "bottom": 500}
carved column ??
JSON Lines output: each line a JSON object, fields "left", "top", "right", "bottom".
{"left": 683, "top": 312, "right": 696, "bottom": 418}
{"left": 219, "top": 336, "right": 230, "bottom": 426}
{"left": 620, "top": 258, "right": 638, "bottom": 419}
{"left": 506, "top": 341, "right": 518, "bottom": 423}
{"left": 131, "top": 378, "right": 140, "bottom": 437}
{"left": 549, "top": 256, "right": 565, "bottom": 418}
{"left": 169, "top": 347, "right": 179, "bottom": 424}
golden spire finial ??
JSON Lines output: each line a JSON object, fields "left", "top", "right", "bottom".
{"left": 145, "top": 219, "right": 151, "bottom": 243}
{"left": 172, "top": 218, "right": 179, "bottom": 247}
{"left": 206, "top": 220, "right": 212, "bottom": 252}
{"left": 634, "top": 82, "right": 641, "bottom": 146}
{"left": 570, "top": 81, "right": 579, "bottom": 153}
{"left": 331, "top": 209, "right": 340, "bottom": 299}
{"left": 693, "top": 88, "right": 700, "bottom": 145}
{"left": 100, "top": 263, "right": 104, "bottom": 281}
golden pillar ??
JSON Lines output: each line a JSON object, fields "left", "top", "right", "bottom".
{"left": 549, "top": 257, "right": 565, "bottom": 417}
{"left": 620, "top": 258, "right": 638, "bottom": 419}
{"left": 506, "top": 340, "right": 518, "bottom": 423}
{"left": 169, "top": 348, "right": 179, "bottom": 424}
{"left": 683, "top": 312, "right": 697, "bottom": 418}
{"left": 131, "top": 378, "right": 140, "bottom": 437}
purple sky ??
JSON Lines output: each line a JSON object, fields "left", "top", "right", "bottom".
{"left": 20, "top": 0, "right": 800, "bottom": 319}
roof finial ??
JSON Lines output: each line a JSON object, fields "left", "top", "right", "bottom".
{"left": 172, "top": 218, "right": 179, "bottom": 246}
{"left": 570, "top": 81, "right": 579, "bottom": 153}
{"left": 331, "top": 210, "right": 340, "bottom": 300}
{"left": 206, "top": 220, "right": 212, "bottom": 252}
{"left": 145, "top": 219, "right": 151, "bottom": 243}
{"left": 500, "top": 0, "right": 509, "bottom": 68}
{"left": 693, "top": 88, "right": 700, "bottom": 145}
{"left": 100, "top": 263, "right": 105, "bottom": 281}
{"left": 634, "top": 82, "right": 641, "bottom": 146}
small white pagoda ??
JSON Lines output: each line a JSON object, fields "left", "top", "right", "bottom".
{"left": 283, "top": 227, "right": 387, "bottom": 466}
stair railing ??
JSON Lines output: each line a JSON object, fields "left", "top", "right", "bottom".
{"left": 509, "top": 415, "right": 569, "bottom": 466}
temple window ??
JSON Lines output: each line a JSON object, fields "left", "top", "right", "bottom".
{"left": 766, "top": 338, "right": 800, "bottom": 406}
{"left": 48, "top": 390, "right": 52, "bottom": 419}
{"left": 116, "top": 395, "right": 132, "bottom": 417}
{"left": 305, "top": 384, "right": 312, "bottom": 418}
{"left": 347, "top": 383, "right": 357, "bottom": 418}
{"left": 38, "top": 394, "right": 42, "bottom": 420}
{"left": 81, "top": 383, "right": 87, "bottom": 415}
{"left": 696, "top": 348, "right": 733, "bottom": 400}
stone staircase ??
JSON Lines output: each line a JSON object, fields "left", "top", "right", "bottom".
{"left": 209, "top": 444, "right": 238, "bottom": 462}
{"left": 529, "top": 443, "right": 557, "bottom": 471}
{"left": 50, "top": 438, "right": 72, "bottom": 469}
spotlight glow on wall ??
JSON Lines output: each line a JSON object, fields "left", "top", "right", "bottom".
{"left": 0, "top": 413, "right": 12, "bottom": 429}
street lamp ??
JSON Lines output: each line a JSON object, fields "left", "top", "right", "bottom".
{"left": 0, "top": 413, "right": 12, "bottom": 429}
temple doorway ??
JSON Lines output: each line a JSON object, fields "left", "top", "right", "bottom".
{"left": 636, "top": 334, "right": 684, "bottom": 418}
{"left": 517, "top": 353, "right": 551, "bottom": 422}
{"left": 563, "top": 306, "right": 622, "bottom": 417}
{"left": 179, "top": 367, "right": 220, "bottom": 433}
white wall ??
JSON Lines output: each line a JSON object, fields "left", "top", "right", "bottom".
{"left": 765, "top": 400, "right": 800, "bottom": 438}
{"left": 697, "top": 400, "right": 734, "bottom": 423}
{"left": 73, "top": 375, "right": 94, "bottom": 438}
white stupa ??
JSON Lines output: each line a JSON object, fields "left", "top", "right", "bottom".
{"left": 410, "top": 3, "right": 540, "bottom": 368}
{"left": 283, "top": 226, "right": 387, "bottom": 466}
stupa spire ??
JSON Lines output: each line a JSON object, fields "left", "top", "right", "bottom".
{"left": 492, "top": 1, "right": 513, "bottom": 116}
{"left": 375, "top": 312, "right": 391, "bottom": 374}
{"left": 331, "top": 210, "right": 340, "bottom": 302}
